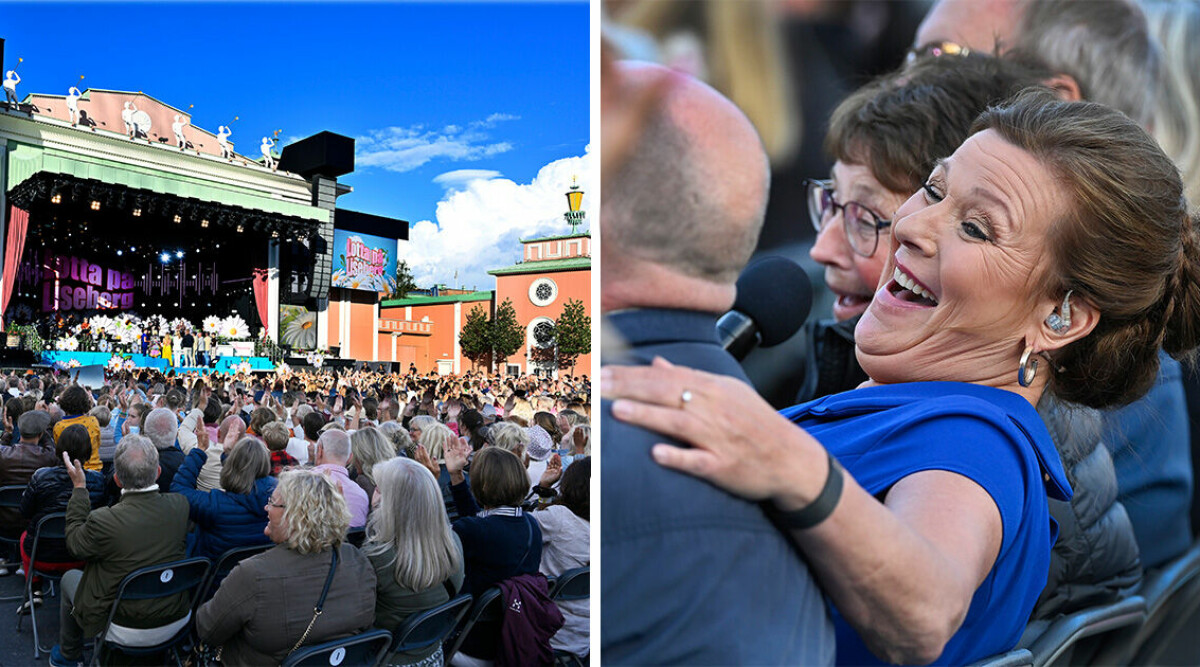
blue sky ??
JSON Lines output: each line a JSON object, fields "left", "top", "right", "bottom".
{"left": 1, "top": 1, "right": 592, "bottom": 289}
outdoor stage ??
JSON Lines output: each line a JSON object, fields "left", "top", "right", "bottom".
{"left": 41, "top": 350, "right": 275, "bottom": 373}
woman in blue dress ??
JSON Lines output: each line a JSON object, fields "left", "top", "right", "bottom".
{"left": 603, "top": 95, "right": 1200, "bottom": 664}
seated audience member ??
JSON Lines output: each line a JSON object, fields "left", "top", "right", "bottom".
{"left": 445, "top": 444, "right": 543, "bottom": 664}
{"left": 261, "top": 421, "right": 297, "bottom": 476}
{"left": 365, "top": 457, "right": 465, "bottom": 666}
{"left": 605, "top": 94, "right": 1200, "bottom": 664}
{"left": 53, "top": 386, "right": 101, "bottom": 472}
{"left": 89, "top": 406, "right": 116, "bottom": 470}
{"left": 417, "top": 423, "right": 463, "bottom": 520}
{"left": 19, "top": 424, "right": 106, "bottom": 598}
{"left": 534, "top": 456, "right": 590, "bottom": 659}
{"left": 532, "top": 411, "right": 562, "bottom": 446}
{"left": 457, "top": 409, "right": 486, "bottom": 452}
{"left": 113, "top": 402, "right": 149, "bottom": 447}
{"left": 559, "top": 424, "right": 590, "bottom": 470}
{"left": 51, "top": 435, "right": 190, "bottom": 667}
{"left": 349, "top": 427, "right": 393, "bottom": 499}
{"left": 408, "top": 415, "right": 439, "bottom": 446}
{"left": 247, "top": 407, "right": 275, "bottom": 440}
{"left": 170, "top": 431, "right": 275, "bottom": 562}
{"left": 286, "top": 404, "right": 315, "bottom": 464}
{"left": 312, "top": 430, "right": 369, "bottom": 528}
{"left": 0, "top": 411, "right": 56, "bottom": 573}
{"left": 4, "top": 395, "right": 27, "bottom": 445}
{"left": 524, "top": 425, "right": 555, "bottom": 488}
{"left": 196, "top": 468, "right": 376, "bottom": 665}
{"left": 141, "top": 408, "right": 185, "bottom": 490}
{"left": 378, "top": 420, "right": 414, "bottom": 457}
{"left": 292, "top": 411, "right": 325, "bottom": 465}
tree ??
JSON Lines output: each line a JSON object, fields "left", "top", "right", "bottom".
{"left": 458, "top": 305, "right": 492, "bottom": 372}
{"left": 388, "top": 260, "right": 419, "bottom": 299}
{"left": 490, "top": 298, "right": 525, "bottom": 375}
{"left": 555, "top": 298, "right": 591, "bottom": 375}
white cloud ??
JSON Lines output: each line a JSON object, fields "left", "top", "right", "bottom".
{"left": 356, "top": 114, "right": 518, "bottom": 173}
{"left": 433, "top": 169, "right": 503, "bottom": 190}
{"left": 402, "top": 144, "right": 594, "bottom": 291}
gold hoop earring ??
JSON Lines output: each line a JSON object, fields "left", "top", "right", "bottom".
{"left": 1018, "top": 346, "right": 1039, "bottom": 387}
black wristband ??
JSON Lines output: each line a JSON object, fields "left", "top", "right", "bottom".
{"left": 766, "top": 451, "right": 844, "bottom": 530}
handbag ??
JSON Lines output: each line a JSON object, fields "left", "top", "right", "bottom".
{"left": 286, "top": 547, "right": 341, "bottom": 657}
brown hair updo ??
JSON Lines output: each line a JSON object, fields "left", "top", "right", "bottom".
{"left": 973, "top": 92, "right": 1200, "bottom": 408}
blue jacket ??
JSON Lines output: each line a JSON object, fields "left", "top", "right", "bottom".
{"left": 170, "top": 448, "right": 275, "bottom": 561}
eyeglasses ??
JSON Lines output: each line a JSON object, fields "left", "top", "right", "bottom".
{"left": 804, "top": 179, "right": 892, "bottom": 257}
{"left": 906, "top": 40, "right": 972, "bottom": 65}
{"left": 266, "top": 498, "right": 286, "bottom": 509}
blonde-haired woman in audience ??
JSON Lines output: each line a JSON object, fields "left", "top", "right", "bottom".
{"left": 197, "top": 468, "right": 376, "bottom": 665}
{"left": 365, "top": 457, "right": 465, "bottom": 667}
{"left": 416, "top": 422, "right": 463, "bottom": 520}
{"left": 350, "top": 426, "right": 394, "bottom": 499}
{"left": 561, "top": 424, "right": 591, "bottom": 469}
{"left": 378, "top": 420, "right": 414, "bottom": 457}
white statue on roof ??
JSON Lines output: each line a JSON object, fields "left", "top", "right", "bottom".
{"left": 172, "top": 114, "right": 188, "bottom": 150}
{"left": 66, "top": 86, "right": 81, "bottom": 125}
{"left": 3, "top": 70, "right": 19, "bottom": 106}
{"left": 217, "top": 125, "right": 233, "bottom": 159}
{"left": 261, "top": 136, "right": 276, "bottom": 171}
{"left": 121, "top": 101, "right": 137, "bottom": 137}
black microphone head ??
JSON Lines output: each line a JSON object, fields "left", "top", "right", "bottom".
{"left": 732, "top": 256, "right": 813, "bottom": 347}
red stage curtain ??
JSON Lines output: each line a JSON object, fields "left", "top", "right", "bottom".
{"left": 1, "top": 205, "right": 30, "bottom": 329}
{"left": 252, "top": 268, "right": 269, "bottom": 330}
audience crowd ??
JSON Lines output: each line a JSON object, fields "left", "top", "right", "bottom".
{"left": 0, "top": 365, "right": 590, "bottom": 666}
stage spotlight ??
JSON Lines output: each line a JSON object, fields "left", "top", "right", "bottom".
{"left": 173, "top": 214, "right": 182, "bottom": 223}
{"left": 201, "top": 219, "right": 209, "bottom": 228}
{"left": 130, "top": 246, "right": 136, "bottom": 251}
{"left": 90, "top": 200, "right": 101, "bottom": 211}
{"left": 132, "top": 208, "right": 142, "bottom": 217}
{"left": 236, "top": 224, "right": 244, "bottom": 233}
{"left": 51, "top": 194, "right": 62, "bottom": 204}
{"left": 176, "top": 251, "right": 184, "bottom": 258}
{"left": 160, "top": 252, "right": 170, "bottom": 263}
{"left": 271, "top": 231, "right": 279, "bottom": 239}
{"left": 116, "top": 250, "right": 123, "bottom": 256}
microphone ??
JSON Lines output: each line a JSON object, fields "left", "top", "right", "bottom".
{"left": 718, "top": 256, "right": 813, "bottom": 360}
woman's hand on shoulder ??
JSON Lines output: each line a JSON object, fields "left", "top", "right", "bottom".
{"left": 603, "top": 356, "right": 823, "bottom": 506}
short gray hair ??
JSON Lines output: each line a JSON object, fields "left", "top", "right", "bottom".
{"left": 1015, "top": 0, "right": 1161, "bottom": 128}
{"left": 114, "top": 435, "right": 159, "bottom": 489}
{"left": 487, "top": 421, "right": 528, "bottom": 455}
{"left": 142, "top": 407, "right": 179, "bottom": 450}
{"left": 350, "top": 427, "right": 395, "bottom": 477}
{"left": 317, "top": 429, "right": 351, "bottom": 464}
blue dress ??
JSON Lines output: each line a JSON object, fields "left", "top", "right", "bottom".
{"left": 782, "top": 382, "right": 1072, "bottom": 665}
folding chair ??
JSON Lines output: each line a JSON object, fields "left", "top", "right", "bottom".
{"left": 1018, "top": 594, "right": 1146, "bottom": 667}
{"left": 1125, "top": 539, "right": 1200, "bottom": 665}
{"left": 966, "top": 648, "right": 1034, "bottom": 667}
{"left": 548, "top": 566, "right": 588, "bottom": 601}
{"left": 193, "top": 542, "right": 273, "bottom": 610}
{"left": 0, "top": 485, "right": 26, "bottom": 602}
{"left": 15, "top": 511, "right": 78, "bottom": 659}
{"left": 91, "top": 556, "right": 211, "bottom": 667}
{"left": 383, "top": 593, "right": 471, "bottom": 665}
{"left": 443, "top": 587, "right": 502, "bottom": 665}
{"left": 281, "top": 627, "right": 392, "bottom": 667}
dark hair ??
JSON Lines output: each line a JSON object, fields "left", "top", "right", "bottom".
{"left": 6, "top": 396, "right": 27, "bottom": 425}
{"left": 558, "top": 456, "right": 590, "bottom": 521}
{"left": 974, "top": 93, "right": 1200, "bottom": 407}
{"left": 248, "top": 407, "right": 275, "bottom": 434}
{"left": 203, "top": 397, "right": 222, "bottom": 425}
{"left": 58, "top": 385, "right": 92, "bottom": 416}
{"left": 827, "top": 54, "right": 1050, "bottom": 195}
{"left": 469, "top": 447, "right": 529, "bottom": 508}
{"left": 302, "top": 411, "right": 326, "bottom": 441}
{"left": 56, "top": 423, "right": 92, "bottom": 464}
{"left": 363, "top": 397, "right": 378, "bottom": 421}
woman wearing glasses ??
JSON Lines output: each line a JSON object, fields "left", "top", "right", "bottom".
{"left": 796, "top": 54, "right": 1048, "bottom": 403}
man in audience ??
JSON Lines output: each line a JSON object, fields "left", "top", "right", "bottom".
{"left": 600, "top": 61, "right": 834, "bottom": 665}
{"left": 141, "top": 408, "right": 185, "bottom": 491}
{"left": 51, "top": 435, "right": 190, "bottom": 667}
{"left": 915, "top": 0, "right": 1189, "bottom": 570}
{"left": 0, "top": 410, "right": 56, "bottom": 574}
{"left": 312, "top": 429, "right": 368, "bottom": 528}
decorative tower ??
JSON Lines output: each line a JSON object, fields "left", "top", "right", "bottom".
{"left": 564, "top": 176, "right": 586, "bottom": 233}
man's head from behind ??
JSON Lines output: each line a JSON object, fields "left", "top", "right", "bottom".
{"left": 915, "top": 0, "right": 1160, "bottom": 128}
{"left": 315, "top": 429, "right": 351, "bottom": 466}
{"left": 602, "top": 62, "right": 770, "bottom": 313}
{"left": 142, "top": 407, "right": 179, "bottom": 450}
{"left": 113, "top": 434, "right": 160, "bottom": 490}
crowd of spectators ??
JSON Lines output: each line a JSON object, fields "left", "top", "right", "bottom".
{"left": 0, "top": 365, "right": 590, "bottom": 666}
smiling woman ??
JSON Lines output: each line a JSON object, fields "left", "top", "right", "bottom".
{"left": 603, "top": 93, "right": 1200, "bottom": 665}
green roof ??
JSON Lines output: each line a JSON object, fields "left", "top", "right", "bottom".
{"left": 518, "top": 231, "right": 590, "bottom": 243}
{"left": 488, "top": 256, "right": 591, "bottom": 276}
{"left": 380, "top": 291, "right": 493, "bottom": 307}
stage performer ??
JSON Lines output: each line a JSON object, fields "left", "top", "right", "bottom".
{"left": 196, "top": 332, "right": 210, "bottom": 368}
{"left": 181, "top": 329, "right": 195, "bottom": 367}
{"left": 139, "top": 329, "right": 150, "bottom": 356}
{"left": 66, "top": 86, "right": 81, "bottom": 125}
{"left": 162, "top": 332, "right": 173, "bottom": 367}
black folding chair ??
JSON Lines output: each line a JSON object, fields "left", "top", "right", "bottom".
{"left": 345, "top": 527, "right": 367, "bottom": 548}
{"left": 966, "top": 648, "right": 1034, "bottom": 667}
{"left": 383, "top": 593, "right": 471, "bottom": 665}
{"left": 1125, "top": 539, "right": 1200, "bottom": 665}
{"left": 15, "top": 511, "right": 75, "bottom": 659}
{"left": 1018, "top": 594, "right": 1146, "bottom": 667}
{"left": 281, "top": 627, "right": 392, "bottom": 667}
{"left": 0, "top": 485, "right": 26, "bottom": 602}
{"left": 91, "top": 556, "right": 211, "bottom": 667}
{"left": 548, "top": 565, "right": 588, "bottom": 601}
{"left": 443, "top": 587, "right": 503, "bottom": 665}
{"left": 193, "top": 542, "right": 273, "bottom": 610}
